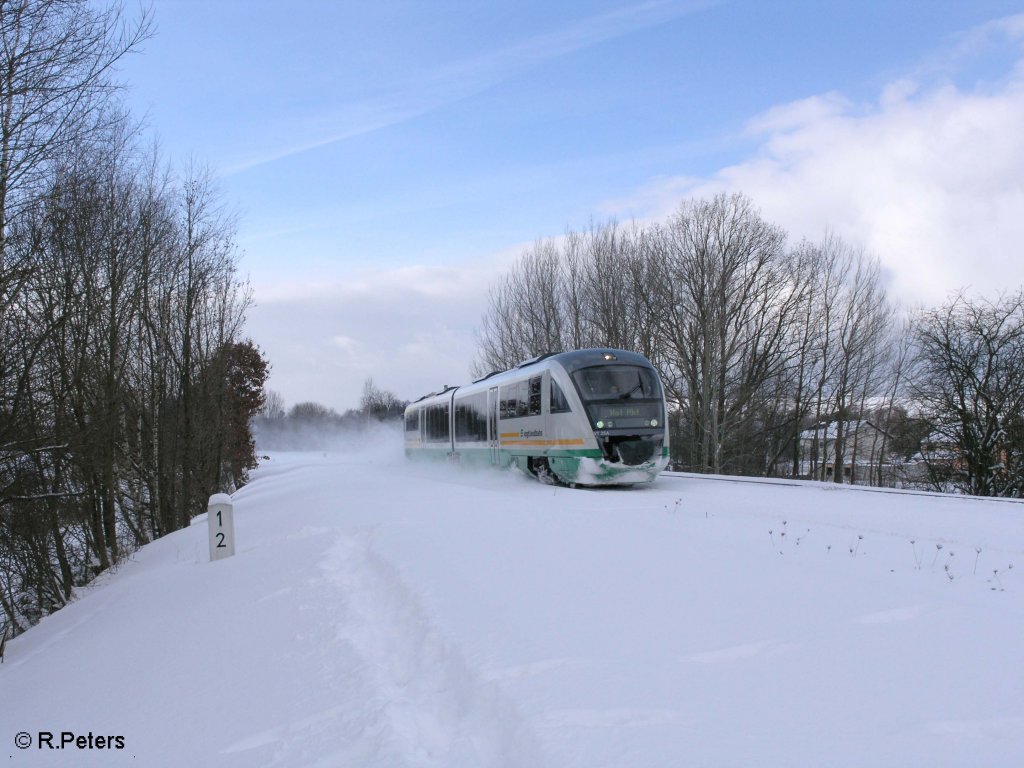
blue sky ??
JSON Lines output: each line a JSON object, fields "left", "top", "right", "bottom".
{"left": 121, "top": 0, "right": 1024, "bottom": 410}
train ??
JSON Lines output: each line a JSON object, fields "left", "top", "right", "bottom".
{"left": 403, "top": 348, "right": 670, "bottom": 486}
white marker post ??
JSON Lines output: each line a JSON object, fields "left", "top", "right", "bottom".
{"left": 208, "top": 493, "right": 235, "bottom": 561}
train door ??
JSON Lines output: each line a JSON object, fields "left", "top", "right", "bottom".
{"left": 487, "top": 386, "right": 499, "bottom": 464}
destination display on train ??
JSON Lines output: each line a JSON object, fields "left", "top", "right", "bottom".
{"left": 588, "top": 402, "right": 661, "bottom": 424}
{"left": 604, "top": 405, "right": 644, "bottom": 418}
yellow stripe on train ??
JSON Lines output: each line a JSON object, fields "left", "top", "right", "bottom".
{"left": 500, "top": 438, "right": 587, "bottom": 447}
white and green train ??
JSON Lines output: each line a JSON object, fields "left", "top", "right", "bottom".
{"left": 403, "top": 348, "right": 670, "bottom": 486}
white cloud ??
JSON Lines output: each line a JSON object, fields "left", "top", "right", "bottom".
{"left": 745, "top": 92, "right": 852, "bottom": 135}
{"left": 245, "top": 250, "right": 523, "bottom": 411}
{"left": 329, "top": 335, "right": 361, "bottom": 354}
{"left": 609, "top": 15, "right": 1024, "bottom": 306}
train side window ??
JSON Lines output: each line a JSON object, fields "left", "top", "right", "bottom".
{"left": 471, "top": 394, "right": 488, "bottom": 440}
{"left": 454, "top": 394, "right": 488, "bottom": 441}
{"left": 454, "top": 403, "right": 467, "bottom": 438}
{"left": 501, "top": 381, "right": 526, "bottom": 418}
{"left": 528, "top": 376, "right": 544, "bottom": 417}
{"left": 405, "top": 410, "right": 419, "bottom": 432}
{"left": 425, "top": 403, "right": 449, "bottom": 441}
{"left": 528, "top": 376, "right": 542, "bottom": 416}
{"left": 550, "top": 379, "right": 571, "bottom": 413}
{"left": 516, "top": 380, "right": 529, "bottom": 417}
{"left": 499, "top": 385, "right": 516, "bottom": 419}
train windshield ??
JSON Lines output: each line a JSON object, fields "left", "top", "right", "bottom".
{"left": 572, "top": 366, "right": 660, "bottom": 402}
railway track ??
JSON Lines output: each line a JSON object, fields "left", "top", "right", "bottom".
{"left": 659, "top": 470, "right": 1024, "bottom": 505}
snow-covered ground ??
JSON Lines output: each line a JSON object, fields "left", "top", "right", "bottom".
{"left": 4, "top": 433, "right": 1023, "bottom": 767}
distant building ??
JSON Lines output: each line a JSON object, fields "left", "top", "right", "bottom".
{"left": 916, "top": 430, "right": 963, "bottom": 468}
{"left": 797, "top": 419, "right": 895, "bottom": 484}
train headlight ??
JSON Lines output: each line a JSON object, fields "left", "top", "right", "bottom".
{"left": 650, "top": 419, "right": 659, "bottom": 427}
{"left": 596, "top": 420, "right": 604, "bottom": 429}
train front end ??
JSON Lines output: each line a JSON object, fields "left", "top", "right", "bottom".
{"left": 547, "top": 350, "right": 670, "bottom": 485}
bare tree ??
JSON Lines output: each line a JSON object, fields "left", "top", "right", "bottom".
{"left": 475, "top": 220, "right": 664, "bottom": 377}
{"left": 781, "top": 239, "right": 827, "bottom": 476}
{"left": 910, "top": 291, "right": 1024, "bottom": 497}
{"left": 475, "top": 239, "right": 570, "bottom": 375}
{"left": 789, "top": 234, "right": 895, "bottom": 482}
{"left": 652, "top": 193, "right": 795, "bottom": 474}
{"left": 825, "top": 242, "right": 895, "bottom": 483}
{"left": 261, "top": 388, "right": 286, "bottom": 420}
{"left": 870, "top": 318, "right": 915, "bottom": 486}
{"left": 0, "top": 0, "right": 152, "bottom": 249}
{"left": 359, "top": 378, "right": 406, "bottom": 421}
